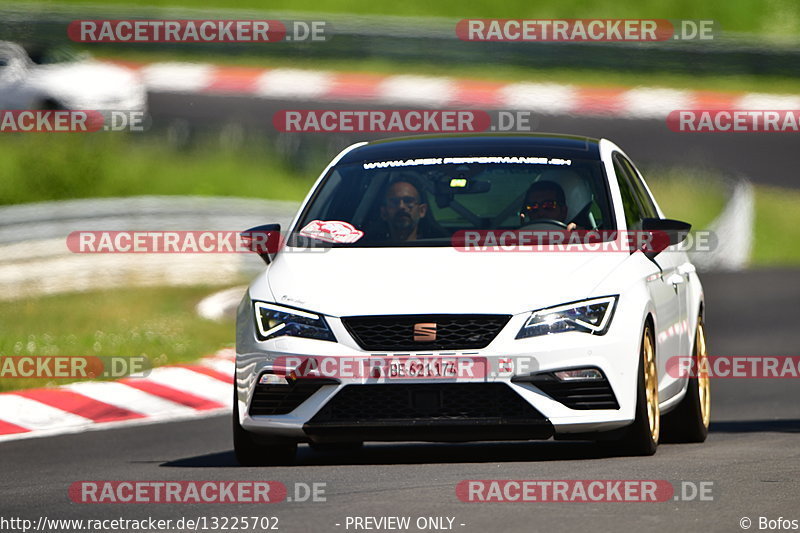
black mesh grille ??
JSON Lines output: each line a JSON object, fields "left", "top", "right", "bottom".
{"left": 249, "top": 381, "right": 328, "bottom": 416}
{"left": 309, "top": 383, "right": 544, "bottom": 422}
{"left": 341, "top": 314, "right": 510, "bottom": 351}
{"left": 527, "top": 376, "right": 619, "bottom": 410}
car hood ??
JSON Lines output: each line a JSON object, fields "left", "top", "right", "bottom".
{"left": 262, "top": 247, "right": 630, "bottom": 316}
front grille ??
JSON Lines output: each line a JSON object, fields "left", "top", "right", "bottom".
{"left": 309, "top": 383, "right": 544, "bottom": 422}
{"left": 519, "top": 374, "right": 619, "bottom": 410}
{"left": 341, "top": 314, "right": 510, "bottom": 351}
{"left": 249, "top": 380, "right": 329, "bottom": 416}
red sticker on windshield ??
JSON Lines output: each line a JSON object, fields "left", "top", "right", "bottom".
{"left": 299, "top": 220, "right": 364, "bottom": 244}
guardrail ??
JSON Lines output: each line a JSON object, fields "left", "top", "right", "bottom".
{"left": 0, "top": 196, "right": 298, "bottom": 300}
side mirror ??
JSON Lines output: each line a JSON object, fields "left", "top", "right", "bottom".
{"left": 240, "top": 224, "right": 282, "bottom": 265}
{"left": 641, "top": 218, "right": 691, "bottom": 260}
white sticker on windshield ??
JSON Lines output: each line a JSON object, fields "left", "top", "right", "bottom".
{"left": 299, "top": 220, "right": 364, "bottom": 244}
{"left": 362, "top": 156, "right": 571, "bottom": 169}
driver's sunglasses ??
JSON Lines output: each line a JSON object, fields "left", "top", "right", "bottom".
{"left": 523, "top": 200, "right": 559, "bottom": 212}
{"left": 386, "top": 196, "right": 420, "bottom": 208}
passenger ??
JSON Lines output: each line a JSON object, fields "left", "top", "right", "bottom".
{"left": 519, "top": 181, "right": 578, "bottom": 231}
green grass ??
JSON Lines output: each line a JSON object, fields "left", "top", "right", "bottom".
{"left": 0, "top": 134, "right": 321, "bottom": 205}
{"left": 22, "top": 0, "right": 800, "bottom": 37}
{"left": 0, "top": 286, "right": 234, "bottom": 392}
{"left": 752, "top": 185, "right": 800, "bottom": 266}
{"left": 97, "top": 49, "right": 800, "bottom": 96}
{"left": 644, "top": 167, "right": 727, "bottom": 231}
{"left": 648, "top": 173, "right": 800, "bottom": 266}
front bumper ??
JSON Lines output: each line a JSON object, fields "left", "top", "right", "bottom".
{"left": 235, "top": 307, "right": 642, "bottom": 443}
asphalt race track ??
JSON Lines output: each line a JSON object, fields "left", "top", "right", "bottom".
{"left": 1, "top": 275, "right": 799, "bottom": 531}
{"left": 1, "top": 95, "right": 799, "bottom": 533}
{"left": 147, "top": 92, "right": 800, "bottom": 189}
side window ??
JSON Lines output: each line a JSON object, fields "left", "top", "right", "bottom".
{"left": 612, "top": 154, "right": 645, "bottom": 230}
{"left": 618, "top": 155, "right": 658, "bottom": 218}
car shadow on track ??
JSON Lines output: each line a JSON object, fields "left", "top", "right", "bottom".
{"left": 161, "top": 440, "right": 647, "bottom": 468}
{"left": 709, "top": 419, "right": 800, "bottom": 433}
{"left": 160, "top": 419, "right": 800, "bottom": 467}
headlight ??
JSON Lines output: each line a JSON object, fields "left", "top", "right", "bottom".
{"left": 516, "top": 296, "right": 618, "bottom": 339}
{"left": 254, "top": 302, "right": 336, "bottom": 342}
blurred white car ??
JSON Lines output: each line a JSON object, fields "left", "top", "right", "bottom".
{"left": 0, "top": 41, "right": 146, "bottom": 111}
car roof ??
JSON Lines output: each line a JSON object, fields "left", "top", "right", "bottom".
{"left": 337, "top": 133, "right": 601, "bottom": 164}
{"left": 0, "top": 41, "right": 26, "bottom": 54}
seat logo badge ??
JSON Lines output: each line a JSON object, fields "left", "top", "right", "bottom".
{"left": 414, "top": 323, "right": 437, "bottom": 341}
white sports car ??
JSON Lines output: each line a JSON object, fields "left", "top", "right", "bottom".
{"left": 234, "top": 133, "right": 710, "bottom": 465}
{"left": 0, "top": 41, "right": 146, "bottom": 111}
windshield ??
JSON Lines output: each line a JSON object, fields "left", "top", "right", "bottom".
{"left": 27, "top": 46, "right": 87, "bottom": 65}
{"left": 290, "top": 155, "right": 615, "bottom": 247}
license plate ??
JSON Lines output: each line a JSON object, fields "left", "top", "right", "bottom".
{"left": 387, "top": 358, "right": 458, "bottom": 379}
{"left": 375, "top": 356, "right": 487, "bottom": 380}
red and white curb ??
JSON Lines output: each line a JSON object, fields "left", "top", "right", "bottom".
{"left": 128, "top": 61, "right": 800, "bottom": 119}
{"left": 0, "top": 349, "right": 235, "bottom": 442}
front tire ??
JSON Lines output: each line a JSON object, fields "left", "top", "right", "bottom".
{"left": 662, "top": 316, "right": 710, "bottom": 443}
{"left": 615, "top": 323, "right": 659, "bottom": 456}
{"left": 233, "top": 389, "right": 297, "bottom": 466}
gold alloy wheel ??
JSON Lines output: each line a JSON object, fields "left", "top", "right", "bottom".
{"left": 643, "top": 330, "right": 660, "bottom": 443}
{"left": 696, "top": 321, "right": 711, "bottom": 428}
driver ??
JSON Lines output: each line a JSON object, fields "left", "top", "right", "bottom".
{"left": 519, "top": 181, "right": 578, "bottom": 231}
{"left": 381, "top": 179, "right": 429, "bottom": 241}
